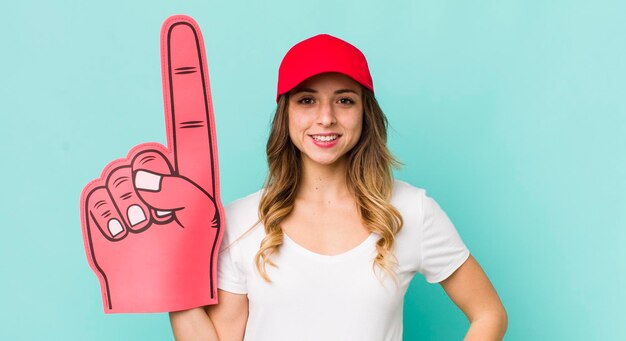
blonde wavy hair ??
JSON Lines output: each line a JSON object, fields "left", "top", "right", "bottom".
{"left": 253, "top": 88, "right": 403, "bottom": 282}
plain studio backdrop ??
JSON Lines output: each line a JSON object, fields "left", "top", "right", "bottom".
{"left": 1, "top": 1, "right": 624, "bottom": 340}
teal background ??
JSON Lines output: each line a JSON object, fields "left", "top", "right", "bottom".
{"left": 1, "top": 1, "right": 624, "bottom": 340}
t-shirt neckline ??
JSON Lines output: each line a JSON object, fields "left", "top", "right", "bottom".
{"left": 282, "top": 232, "right": 378, "bottom": 261}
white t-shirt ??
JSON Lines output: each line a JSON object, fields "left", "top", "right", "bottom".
{"left": 218, "top": 180, "right": 470, "bottom": 341}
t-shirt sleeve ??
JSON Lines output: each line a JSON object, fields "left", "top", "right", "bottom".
{"left": 217, "top": 223, "right": 248, "bottom": 295}
{"left": 418, "top": 193, "right": 470, "bottom": 283}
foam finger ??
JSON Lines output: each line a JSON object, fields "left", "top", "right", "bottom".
{"left": 161, "top": 15, "right": 217, "bottom": 195}
{"left": 86, "top": 186, "right": 127, "bottom": 240}
{"left": 131, "top": 149, "right": 175, "bottom": 221}
{"left": 106, "top": 165, "right": 151, "bottom": 232}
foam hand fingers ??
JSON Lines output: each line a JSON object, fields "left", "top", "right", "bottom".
{"left": 131, "top": 149, "right": 175, "bottom": 212}
{"left": 131, "top": 149, "right": 214, "bottom": 228}
{"left": 162, "top": 16, "right": 218, "bottom": 196}
{"left": 106, "top": 166, "right": 150, "bottom": 232}
{"left": 85, "top": 186, "right": 127, "bottom": 240}
{"left": 130, "top": 149, "right": 176, "bottom": 221}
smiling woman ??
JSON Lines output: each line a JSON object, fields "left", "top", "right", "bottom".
{"left": 169, "top": 33, "right": 508, "bottom": 341}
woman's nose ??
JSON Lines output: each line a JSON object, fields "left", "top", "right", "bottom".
{"left": 317, "top": 102, "right": 336, "bottom": 126}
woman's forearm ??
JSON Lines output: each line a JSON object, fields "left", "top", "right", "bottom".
{"left": 464, "top": 310, "right": 508, "bottom": 341}
{"left": 170, "top": 307, "right": 219, "bottom": 341}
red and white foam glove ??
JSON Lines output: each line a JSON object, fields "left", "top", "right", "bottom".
{"left": 80, "top": 15, "right": 224, "bottom": 313}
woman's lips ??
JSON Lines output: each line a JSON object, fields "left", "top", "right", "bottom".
{"left": 309, "top": 134, "right": 340, "bottom": 148}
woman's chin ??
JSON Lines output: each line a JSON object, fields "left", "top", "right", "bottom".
{"left": 302, "top": 154, "right": 348, "bottom": 168}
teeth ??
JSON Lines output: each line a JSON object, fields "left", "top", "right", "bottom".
{"left": 312, "top": 135, "right": 338, "bottom": 142}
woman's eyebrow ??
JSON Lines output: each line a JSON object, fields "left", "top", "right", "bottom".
{"left": 334, "top": 89, "right": 359, "bottom": 95}
{"left": 292, "top": 88, "right": 360, "bottom": 95}
{"left": 292, "top": 88, "right": 317, "bottom": 94}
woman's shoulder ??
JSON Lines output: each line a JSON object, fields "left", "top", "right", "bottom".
{"left": 391, "top": 179, "right": 427, "bottom": 202}
{"left": 390, "top": 179, "right": 433, "bottom": 222}
{"left": 223, "top": 189, "right": 264, "bottom": 238}
{"left": 225, "top": 190, "right": 263, "bottom": 214}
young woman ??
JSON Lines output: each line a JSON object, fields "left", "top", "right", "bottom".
{"left": 170, "top": 34, "right": 507, "bottom": 340}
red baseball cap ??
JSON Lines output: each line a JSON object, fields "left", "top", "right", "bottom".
{"left": 276, "top": 34, "right": 373, "bottom": 102}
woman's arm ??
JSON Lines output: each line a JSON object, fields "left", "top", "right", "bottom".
{"left": 440, "top": 255, "right": 508, "bottom": 341}
{"left": 170, "top": 289, "right": 249, "bottom": 341}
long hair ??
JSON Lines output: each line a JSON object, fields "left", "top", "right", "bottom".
{"left": 256, "top": 88, "right": 403, "bottom": 282}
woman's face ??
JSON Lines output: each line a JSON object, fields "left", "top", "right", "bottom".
{"left": 288, "top": 72, "right": 363, "bottom": 169}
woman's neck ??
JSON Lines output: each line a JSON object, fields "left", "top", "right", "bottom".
{"left": 298, "top": 157, "right": 352, "bottom": 203}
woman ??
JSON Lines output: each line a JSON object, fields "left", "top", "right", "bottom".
{"left": 170, "top": 34, "right": 507, "bottom": 340}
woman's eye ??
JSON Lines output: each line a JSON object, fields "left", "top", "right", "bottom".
{"left": 298, "top": 97, "right": 314, "bottom": 104}
{"left": 338, "top": 98, "right": 355, "bottom": 105}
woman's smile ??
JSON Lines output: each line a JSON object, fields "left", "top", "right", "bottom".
{"left": 309, "top": 133, "right": 341, "bottom": 147}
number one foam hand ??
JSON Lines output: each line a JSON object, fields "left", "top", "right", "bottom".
{"left": 80, "top": 15, "right": 225, "bottom": 313}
